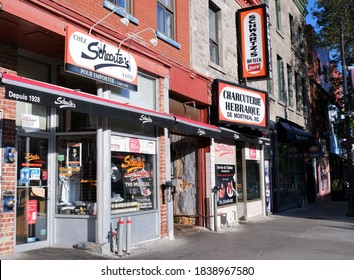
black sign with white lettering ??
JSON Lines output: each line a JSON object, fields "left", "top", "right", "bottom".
{"left": 5, "top": 84, "right": 175, "bottom": 129}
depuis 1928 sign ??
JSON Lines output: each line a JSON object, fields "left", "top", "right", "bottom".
{"left": 65, "top": 26, "right": 138, "bottom": 91}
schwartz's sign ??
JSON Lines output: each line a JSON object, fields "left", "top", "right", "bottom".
{"left": 65, "top": 26, "right": 138, "bottom": 91}
{"left": 213, "top": 79, "right": 268, "bottom": 129}
{"left": 237, "top": 4, "right": 272, "bottom": 80}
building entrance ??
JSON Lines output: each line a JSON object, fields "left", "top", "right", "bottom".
{"left": 16, "top": 136, "right": 49, "bottom": 245}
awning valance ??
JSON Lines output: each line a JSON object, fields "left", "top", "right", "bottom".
{"left": 170, "top": 115, "right": 221, "bottom": 138}
{"left": 1, "top": 72, "right": 176, "bottom": 129}
{"left": 277, "top": 120, "right": 315, "bottom": 142}
{"left": 219, "top": 127, "right": 270, "bottom": 145}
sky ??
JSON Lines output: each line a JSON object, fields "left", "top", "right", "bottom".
{"left": 306, "top": 0, "right": 317, "bottom": 28}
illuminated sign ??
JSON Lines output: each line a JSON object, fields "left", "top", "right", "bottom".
{"left": 65, "top": 26, "right": 138, "bottom": 90}
{"left": 237, "top": 4, "right": 272, "bottom": 80}
{"left": 213, "top": 79, "right": 268, "bottom": 129}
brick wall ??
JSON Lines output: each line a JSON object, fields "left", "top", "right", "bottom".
{"left": 0, "top": 42, "right": 17, "bottom": 256}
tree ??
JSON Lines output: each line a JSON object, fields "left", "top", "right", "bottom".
{"left": 310, "top": 0, "right": 354, "bottom": 66}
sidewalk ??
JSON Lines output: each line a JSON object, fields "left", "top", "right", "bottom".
{"left": 1, "top": 200, "right": 353, "bottom": 260}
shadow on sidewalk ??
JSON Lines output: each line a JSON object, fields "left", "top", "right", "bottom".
{"left": 275, "top": 200, "right": 354, "bottom": 223}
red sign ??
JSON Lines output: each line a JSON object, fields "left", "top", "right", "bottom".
{"left": 237, "top": 4, "right": 272, "bottom": 80}
{"left": 27, "top": 200, "right": 37, "bottom": 225}
{"left": 215, "top": 80, "right": 268, "bottom": 128}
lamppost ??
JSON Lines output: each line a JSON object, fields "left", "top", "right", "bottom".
{"left": 340, "top": 21, "right": 354, "bottom": 216}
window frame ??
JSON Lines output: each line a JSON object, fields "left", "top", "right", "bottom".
{"left": 107, "top": 0, "right": 132, "bottom": 13}
{"left": 277, "top": 55, "right": 285, "bottom": 103}
{"left": 209, "top": 1, "right": 220, "bottom": 65}
{"left": 287, "top": 65, "right": 293, "bottom": 107}
{"left": 275, "top": 0, "right": 281, "bottom": 31}
{"left": 157, "top": 0, "right": 175, "bottom": 39}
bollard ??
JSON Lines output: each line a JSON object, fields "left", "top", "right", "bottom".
{"left": 117, "top": 218, "right": 124, "bottom": 256}
{"left": 126, "top": 217, "right": 132, "bottom": 255}
{"left": 213, "top": 190, "right": 218, "bottom": 232}
{"left": 109, "top": 223, "right": 113, "bottom": 253}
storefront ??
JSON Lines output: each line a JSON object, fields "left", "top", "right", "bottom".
{"left": 207, "top": 79, "right": 269, "bottom": 228}
{"left": 273, "top": 117, "right": 317, "bottom": 211}
{"left": 1, "top": 70, "right": 175, "bottom": 252}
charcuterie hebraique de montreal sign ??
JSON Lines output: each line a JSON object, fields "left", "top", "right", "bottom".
{"left": 216, "top": 80, "right": 268, "bottom": 129}
{"left": 65, "top": 25, "right": 138, "bottom": 91}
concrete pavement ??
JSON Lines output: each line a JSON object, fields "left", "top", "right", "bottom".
{"left": 1, "top": 200, "right": 353, "bottom": 260}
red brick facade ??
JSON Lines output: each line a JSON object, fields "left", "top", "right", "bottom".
{"left": 0, "top": 43, "right": 17, "bottom": 256}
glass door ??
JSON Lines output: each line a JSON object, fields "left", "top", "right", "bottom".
{"left": 16, "top": 136, "right": 48, "bottom": 245}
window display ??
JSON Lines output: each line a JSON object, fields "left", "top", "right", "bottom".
{"left": 111, "top": 136, "right": 156, "bottom": 214}
{"left": 56, "top": 135, "right": 96, "bottom": 215}
{"left": 245, "top": 143, "right": 261, "bottom": 201}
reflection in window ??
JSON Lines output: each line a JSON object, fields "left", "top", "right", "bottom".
{"left": 56, "top": 135, "right": 97, "bottom": 215}
{"left": 236, "top": 144, "right": 243, "bottom": 201}
{"left": 107, "top": 0, "right": 132, "bottom": 13}
{"left": 157, "top": 0, "right": 174, "bottom": 38}
{"left": 246, "top": 160, "right": 260, "bottom": 200}
{"left": 209, "top": 2, "right": 220, "bottom": 65}
{"left": 16, "top": 137, "right": 48, "bottom": 245}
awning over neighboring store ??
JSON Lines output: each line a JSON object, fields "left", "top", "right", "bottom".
{"left": 171, "top": 115, "right": 221, "bottom": 138}
{"left": 277, "top": 120, "right": 315, "bottom": 142}
{"left": 0, "top": 72, "right": 176, "bottom": 129}
{"left": 219, "top": 127, "right": 270, "bottom": 145}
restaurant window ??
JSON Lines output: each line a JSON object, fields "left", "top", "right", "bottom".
{"left": 16, "top": 56, "right": 50, "bottom": 132}
{"left": 111, "top": 135, "right": 156, "bottom": 214}
{"left": 157, "top": 0, "right": 174, "bottom": 39}
{"left": 245, "top": 143, "right": 260, "bottom": 201}
{"left": 236, "top": 143, "right": 244, "bottom": 201}
{"left": 56, "top": 135, "right": 97, "bottom": 215}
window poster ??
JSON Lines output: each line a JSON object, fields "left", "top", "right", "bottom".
{"left": 111, "top": 136, "right": 156, "bottom": 214}
{"left": 215, "top": 164, "right": 236, "bottom": 206}
{"left": 67, "top": 142, "right": 82, "bottom": 167}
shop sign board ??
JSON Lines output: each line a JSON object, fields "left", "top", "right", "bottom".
{"left": 236, "top": 4, "right": 272, "bottom": 80}
{"left": 65, "top": 25, "right": 138, "bottom": 91}
{"left": 215, "top": 164, "right": 236, "bottom": 206}
{"left": 111, "top": 136, "right": 156, "bottom": 155}
{"left": 245, "top": 143, "right": 260, "bottom": 160}
{"left": 213, "top": 79, "right": 268, "bottom": 129}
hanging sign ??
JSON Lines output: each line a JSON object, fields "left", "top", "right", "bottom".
{"left": 65, "top": 25, "right": 138, "bottom": 91}
{"left": 237, "top": 4, "right": 272, "bottom": 80}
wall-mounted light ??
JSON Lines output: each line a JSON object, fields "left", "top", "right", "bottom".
{"left": 182, "top": 101, "right": 196, "bottom": 108}
{"left": 89, "top": 6, "right": 129, "bottom": 35}
{"left": 118, "top": 27, "right": 158, "bottom": 51}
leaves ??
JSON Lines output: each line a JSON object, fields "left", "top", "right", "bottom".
{"left": 311, "top": 0, "right": 354, "bottom": 65}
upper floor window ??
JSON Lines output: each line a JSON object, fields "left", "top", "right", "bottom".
{"left": 267, "top": 79, "right": 273, "bottom": 96}
{"left": 287, "top": 65, "right": 293, "bottom": 107}
{"left": 277, "top": 55, "right": 285, "bottom": 103}
{"left": 209, "top": 2, "right": 220, "bottom": 65}
{"left": 275, "top": 0, "right": 281, "bottom": 31}
{"left": 295, "top": 72, "right": 302, "bottom": 112}
{"left": 108, "top": 0, "right": 132, "bottom": 13}
{"left": 157, "top": 0, "right": 174, "bottom": 38}
{"left": 289, "top": 14, "right": 295, "bottom": 46}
